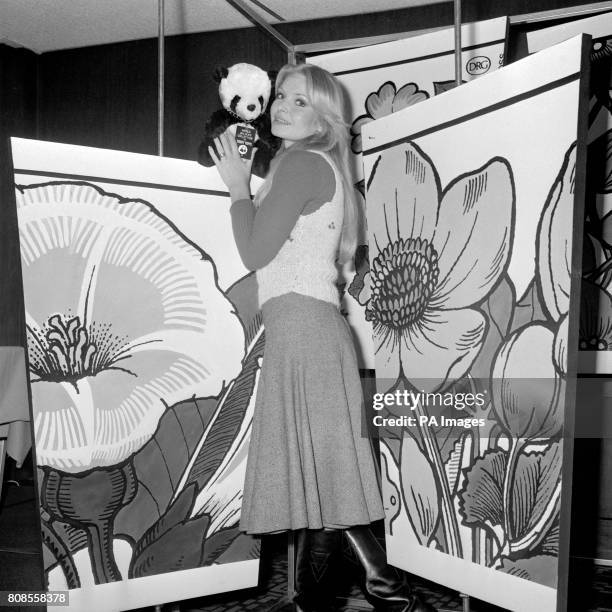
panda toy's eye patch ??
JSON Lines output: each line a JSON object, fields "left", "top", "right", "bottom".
{"left": 230, "top": 95, "right": 241, "bottom": 114}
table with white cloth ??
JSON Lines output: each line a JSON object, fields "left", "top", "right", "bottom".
{"left": 0, "top": 346, "right": 31, "bottom": 488}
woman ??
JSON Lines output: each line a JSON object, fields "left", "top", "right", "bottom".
{"left": 209, "top": 63, "right": 436, "bottom": 612}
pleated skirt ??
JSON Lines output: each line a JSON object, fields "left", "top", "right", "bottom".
{"left": 239, "top": 291, "right": 385, "bottom": 534}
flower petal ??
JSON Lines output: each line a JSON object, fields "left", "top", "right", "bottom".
{"left": 366, "top": 142, "right": 439, "bottom": 259}
{"left": 31, "top": 341, "right": 223, "bottom": 473}
{"left": 536, "top": 142, "right": 576, "bottom": 321}
{"left": 350, "top": 116, "right": 372, "bottom": 155}
{"left": 19, "top": 182, "right": 246, "bottom": 471}
{"left": 391, "top": 83, "right": 429, "bottom": 112}
{"left": 31, "top": 379, "right": 95, "bottom": 471}
{"left": 365, "top": 82, "right": 397, "bottom": 118}
{"left": 400, "top": 308, "right": 486, "bottom": 392}
{"left": 351, "top": 115, "right": 373, "bottom": 136}
{"left": 431, "top": 158, "right": 514, "bottom": 309}
{"left": 491, "top": 324, "right": 563, "bottom": 440}
{"left": 371, "top": 320, "right": 401, "bottom": 379}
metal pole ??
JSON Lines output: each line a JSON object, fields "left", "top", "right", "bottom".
{"left": 460, "top": 592, "right": 471, "bottom": 612}
{"left": 158, "top": 0, "right": 165, "bottom": 156}
{"left": 226, "top": 0, "right": 293, "bottom": 54}
{"left": 454, "top": 0, "right": 462, "bottom": 86}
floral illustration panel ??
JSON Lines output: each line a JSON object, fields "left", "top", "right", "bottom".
{"left": 361, "top": 35, "right": 589, "bottom": 611}
{"left": 308, "top": 17, "right": 508, "bottom": 369}
{"left": 11, "top": 138, "right": 264, "bottom": 612}
{"left": 528, "top": 13, "right": 612, "bottom": 374}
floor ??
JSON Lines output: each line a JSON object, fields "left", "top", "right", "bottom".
{"left": 1, "top": 461, "right": 611, "bottom": 612}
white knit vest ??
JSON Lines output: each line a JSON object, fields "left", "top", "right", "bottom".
{"left": 256, "top": 151, "right": 343, "bottom": 308}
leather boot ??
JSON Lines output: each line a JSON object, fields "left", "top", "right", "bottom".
{"left": 344, "top": 526, "right": 437, "bottom": 612}
{"left": 294, "top": 528, "right": 342, "bottom": 612}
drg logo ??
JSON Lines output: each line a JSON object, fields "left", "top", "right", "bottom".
{"left": 466, "top": 55, "right": 491, "bottom": 75}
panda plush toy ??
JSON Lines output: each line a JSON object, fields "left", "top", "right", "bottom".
{"left": 198, "top": 63, "right": 280, "bottom": 178}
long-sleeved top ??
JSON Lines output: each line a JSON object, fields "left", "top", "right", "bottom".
{"left": 230, "top": 148, "right": 344, "bottom": 307}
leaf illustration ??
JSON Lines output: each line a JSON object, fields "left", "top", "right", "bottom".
{"left": 539, "top": 516, "right": 559, "bottom": 556}
{"left": 213, "top": 532, "right": 261, "bottom": 564}
{"left": 458, "top": 448, "right": 505, "bottom": 545}
{"left": 509, "top": 442, "right": 562, "bottom": 553}
{"left": 115, "top": 296, "right": 265, "bottom": 545}
{"left": 399, "top": 432, "right": 440, "bottom": 546}
{"left": 128, "top": 484, "right": 211, "bottom": 578}
{"left": 189, "top": 362, "right": 259, "bottom": 533}
{"left": 183, "top": 330, "right": 264, "bottom": 492}
{"left": 444, "top": 433, "right": 469, "bottom": 497}
{"left": 510, "top": 278, "right": 548, "bottom": 334}
{"left": 226, "top": 271, "right": 261, "bottom": 347}
{"left": 498, "top": 554, "right": 557, "bottom": 589}
{"left": 380, "top": 441, "right": 403, "bottom": 534}
{"left": 201, "top": 525, "right": 243, "bottom": 565}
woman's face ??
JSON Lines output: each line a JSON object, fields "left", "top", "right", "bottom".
{"left": 270, "top": 73, "right": 321, "bottom": 148}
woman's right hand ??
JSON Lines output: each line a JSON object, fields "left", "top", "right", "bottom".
{"left": 208, "top": 130, "right": 252, "bottom": 201}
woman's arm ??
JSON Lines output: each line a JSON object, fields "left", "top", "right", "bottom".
{"left": 230, "top": 149, "right": 334, "bottom": 270}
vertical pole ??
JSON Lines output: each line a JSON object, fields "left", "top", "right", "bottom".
{"left": 158, "top": 0, "right": 165, "bottom": 156}
{"left": 460, "top": 592, "right": 471, "bottom": 611}
{"left": 454, "top": 0, "right": 462, "bottom": 86}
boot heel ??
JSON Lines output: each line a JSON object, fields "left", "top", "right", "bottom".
{"left": 344, "top": 526, "right": 437, "bottom": 612}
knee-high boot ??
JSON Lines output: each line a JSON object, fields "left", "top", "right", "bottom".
{"left": 344, "top": 526, "right": 437, "bottom": 612}
{"left": 294, "top": 528, "right": 342, "bottom": 612}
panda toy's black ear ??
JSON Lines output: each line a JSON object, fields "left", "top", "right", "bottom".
{"left": 213, "top": 66, "right": 229, "bottom": 83}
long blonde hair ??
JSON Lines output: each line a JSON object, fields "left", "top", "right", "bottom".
{"left": 259, "top": 63, "right": 358, "bottom": 265}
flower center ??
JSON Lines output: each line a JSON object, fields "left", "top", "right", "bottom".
{"left": 28, "top": 314, "right": 130, "bottom": 383}
{"left": 366, "top": 237, "right": 439, "bottom": 330}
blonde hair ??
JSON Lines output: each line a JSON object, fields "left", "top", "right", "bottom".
{"left": 258, "top": 63, "right": 358, "bottom": 265}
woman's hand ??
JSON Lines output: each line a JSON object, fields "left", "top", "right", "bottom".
{"left": 208, "top": 130, "right": 252, "bottom": 201}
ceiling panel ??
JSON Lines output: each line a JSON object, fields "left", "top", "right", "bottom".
{"left": 0, "top": 0, "right": 449, "bottom": 53}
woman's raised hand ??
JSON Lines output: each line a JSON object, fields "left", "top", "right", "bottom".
{"left": 208, "top": 130, "right": 252, "bottom": 201}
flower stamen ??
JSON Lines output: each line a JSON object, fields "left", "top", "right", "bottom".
{"left": 28, "top": 314, "right": 131, "bottom": 383}
{"left": 366, "top": 237, "right": 440, "bottom": 337}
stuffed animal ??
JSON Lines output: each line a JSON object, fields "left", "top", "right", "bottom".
{"left": 198, "top": 63, "right": 280, "bottom": 178}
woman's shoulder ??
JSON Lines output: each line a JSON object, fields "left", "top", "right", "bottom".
{"left": 278, "top": 148, "right": 334, "bottom": 175}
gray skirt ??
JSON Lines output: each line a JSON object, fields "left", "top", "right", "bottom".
{"left": 240, "top": 292, "right": 385, "bottom": 534}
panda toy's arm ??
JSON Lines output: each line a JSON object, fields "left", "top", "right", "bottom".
{"left": 197, "top": 109, "right": 237, "bottom": 167}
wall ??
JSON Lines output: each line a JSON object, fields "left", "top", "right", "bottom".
{"left": 0, "top": 44, "right": 37, "bottom": 345}
{"left": 36, "top": 0, "right": 583, "bottom": 159}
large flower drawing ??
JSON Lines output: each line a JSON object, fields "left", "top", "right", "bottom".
{"left": 351, "top": 82, "right": 429, "bottom": 154}
{"left": 364, "top": 142, "right": 515, "bottom": 390}
{"left": 17, "top": 182, "right": 245, "bottom": 473}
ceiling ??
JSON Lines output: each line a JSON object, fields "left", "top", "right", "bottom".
{"left": 0, "top": 0, "right": 449, "bottom": 54}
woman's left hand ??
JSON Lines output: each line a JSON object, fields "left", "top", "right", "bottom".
{"left": 208, "top": 130, "right": 252, "bottom": 200}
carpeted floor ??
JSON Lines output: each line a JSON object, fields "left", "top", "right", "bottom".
{"left": 1, "top": 473, "right": 611, "bottom": 612}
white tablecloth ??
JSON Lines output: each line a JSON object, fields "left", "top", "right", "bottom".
{"left": 0, "top": 346, "right": 31, "bottom": 466}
